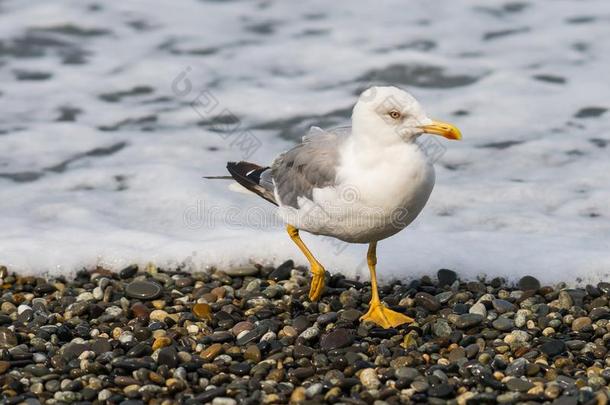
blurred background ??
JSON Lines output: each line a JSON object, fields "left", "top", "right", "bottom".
{"left": 0, "top": 0, "right": 608, "bottom": 282}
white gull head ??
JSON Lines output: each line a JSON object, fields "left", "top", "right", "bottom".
{"left": 351, "top": 86, "right": 461, "bottom": 144}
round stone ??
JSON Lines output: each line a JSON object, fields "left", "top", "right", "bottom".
{"left": 282, "top": 325, "right": 298, "bottom": 337}
{"left": 289, "top": 388, "right": 306, "bottom": 404}
{"left": 317, "top": 312, "right": 338, "bottom": 325}
{"left": 0, "top": 328, "right": 18, "bottom": 349}
{"left": 506, "top": 378, "right": 534, "bottom": 392}
{"left": 338, "top": 309, "right": 361, "bottom": 323}
{"left": 469, "top": 302, "right": 487, "bottom": 317}
{"left": 505, "top": 358, "right": 528, "bottom": 377}
{"left": 293, "top": 344, "right": 314, "bottom": 359}
{"left": 130, "top": 302, "right": 150, "bottom": 320}
{"left": 152, "top": 336, "right": 172, "bottom": 351}
{"left": 395, "top": 367, "right": 420, "bottom": 382}
{"left": 518, "top": 276, "right": 540, "bottom": 291}
{"left": 201, "top": 343, "right": 222, "bottom": 361}
{"left": 428, "top": 383, "right": 454, "bottom": 398}
{"left": 175, "top": 277, "right": 193, "bottom": 288}
{"left": 268, "top": 260, "right": 293, "bottom": 281}
{"left": 415, "top": 292, "right": 441, "bottom": 312}
{"left": 222, "top": 266, "right": 260, "bottom": 276}
{"left": 157, "top": 347, "right": 179, "bottom": 369}
{"left": 598, "top": 282, "right": 610, "bottom": 294}
{"left": 192, "top": 303, "right": 212, "bottom": 320}
{"left": 411, "top": 380, "right": 429, "bottom": 392}
{"left": 320, "top": 328, "right": 354, "bottom": 350}
{"left": 492, "top": 299, "right": 516, "bottom": 314}
{"left": 437, "top": 269, "right": 457, "bottom": 287}
{"left": 590, "top": 307, "right": 610, "bottom": 321}
{"left": 231, "top": 321, "right": 254, "bottom": 336}
{"left": 149, "top": 310, "right": 169, "bottom": 322}
{"left": 299, "top": 326, "right": 319, "bottom": 340}
{"left": 0, "top": 302, "right": 16, "bottom": 315}
{"left": 431, "top": 319, "right": 452, "bottom": 338}
{"left": 540, "top": 339, "right": 566, "bottom": 357}
{"left": 229, "top": 361, "right": 251, "bottom": 375}
{"left": 492, "top": 317, "right": 515, "bottom": 332}
{"left": 244, "top": 345, "right": 261, "bottom": 362}
{"left": 454, "top": 313, "right": 484, "bottom": 329}
{"left": 119, "top": 264, "right": 138, "bottom": 279}
{"left": 359, "top": 368, "right": 380, "bottom": 390}
{"left": 212, "top": 398, "right": 237, "bottom": 405}
{"left": 125, "top": 280, "right": 162, "bottom": 300}
{"left": 290, "top": 367, "right": 315, "bottom": 380}
{"left": 447, "top": 347, "right": 466, "bottom": 363}
{"left": 572, "top": 316, "right": 592, "bottom": 331}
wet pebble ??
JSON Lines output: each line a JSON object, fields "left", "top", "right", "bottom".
{"left": 492, "top": 299, "right": 516, "bottom": 313}
{"left": 125, "top": 280, "right": 163, "bottom": 300}
{"left": 492, "top": 316, "right": 515, "bottom": 331}
{"left": 268, "top": 260, "right": 293, "bottom": 281}
{"left": 540, "top": 339, "right": 566, "bottom": 357}
{"left": 506, "top": 377, "right": 534, "bottom": 392}
{"left": 320, "top": 328, "right": 354, "bottom": 350}
{"left": 359, "top": 368, "right": 380, "bottom": 390}
{"left": 572, "top": 316, "right": 592, "bottom": 331}
{"left": 454, "top": 313, "right": 484, "bottom": 328}
{"left": 518, "top": 275, "right": 540, "bottom": 291}
{"left": 0, "top": 264, "right": 607, "bottom": 403}
{"left": 119, "top": 264, "right": 138, "bottom": 279}
{"left": 437, "top": 269, "right": 457, "bottom": 287}
{"left": 415, "top": 292, "right": 441, "bottom": 312}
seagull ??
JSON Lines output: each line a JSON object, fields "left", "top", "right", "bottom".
{"left": 225, "top": 86, "right": 461, "bottom": 328}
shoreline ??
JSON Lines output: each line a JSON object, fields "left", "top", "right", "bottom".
{"left": 0, "top": 263, "right": 609, "bottom": 404}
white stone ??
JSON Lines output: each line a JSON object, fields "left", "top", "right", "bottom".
{"left": 360, "top": 368, "right": 380, "bottom": 390}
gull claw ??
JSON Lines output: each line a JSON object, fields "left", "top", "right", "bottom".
{"left": 308, "top": 266, "right": 325, "bottom": 301}
{"left": 360, "top": 303, "right": 414, "bottom": 329}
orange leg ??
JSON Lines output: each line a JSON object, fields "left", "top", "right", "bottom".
{"left": 286, "top": 225, "right": 325, "bottom": 301}
{"left": 360, "top": 241, "right": 414, "bottom": 328}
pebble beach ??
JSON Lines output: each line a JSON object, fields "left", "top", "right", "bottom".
{"left": 2, "top": 263, "right": 610, "bottom": 404}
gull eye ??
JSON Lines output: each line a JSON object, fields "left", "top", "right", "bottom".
{"left": 389, "top": 110, "right": 401, "bottom": 119}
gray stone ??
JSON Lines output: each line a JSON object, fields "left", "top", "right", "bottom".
{"left": 492, "top": 317, "right": 515, "bottom": 332}
{"left": 506, "top": 377, "right": 534, "bottom": 392}
{"left": 415, "top": 292, "right": 441, "bottom": 312}
{"left": 320, "top": 328, "right": 354, "bottom": 350}
{"left": 469, "top": 302, "right": 487, "bottom": 317}
{"left": 125, "top": 280, "right": 162, "bottom": 300}
{"left": 572, "top": 316, "right": 592, "bottom": 331}
{"left": 0, "top": 328, "right": 18, "bottom": 349}
{"left": 540, "top": 339, "right": 565, "bottom": 357}
{"left": 119, "top": 264, "right": 138, "bottom": 279}
{"left": 437, "top": 269, "right": 457, "bottom": 287}
{"left": 269, "top": 260, "right": 293, "bottom": 281}
{"left": 222, "top": 266, "right": 260, "bottom": 276}
{"left": 492, "top": 299, "right": 516, "bottom": 314}
{"left": 316, "top": 312, "right": 338, "bottom": 325}
{"left": 339, "top": 309, "right": 361, "bottom": 323}
{"left": 557, "top": 291, "right": 573, "bottom": 310}
{"left": 431, "top": 319, "right": 452, "bottom": 338}
{"left": 505, "top": 358, "right": 528, "bottom": 377}
{"left": 518, "top": 276, "right": 540, "bottom": 291}
{"left": 395, "top": 367, "right": 420, "bottom": 382}
{"left": 454, "top": 313, "right": 484, "bottom": 329}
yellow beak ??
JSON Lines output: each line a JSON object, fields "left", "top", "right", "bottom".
{"left": 420, "top": 120, "right": 462, "bottom": 140}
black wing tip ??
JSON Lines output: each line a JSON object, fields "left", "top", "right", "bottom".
{"left": 225, "top": 161, "right": 278, "bottom": 206}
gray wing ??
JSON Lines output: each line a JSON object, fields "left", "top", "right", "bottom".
{"left": 271, "top": 126, "right": 349, "bottom": 209}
